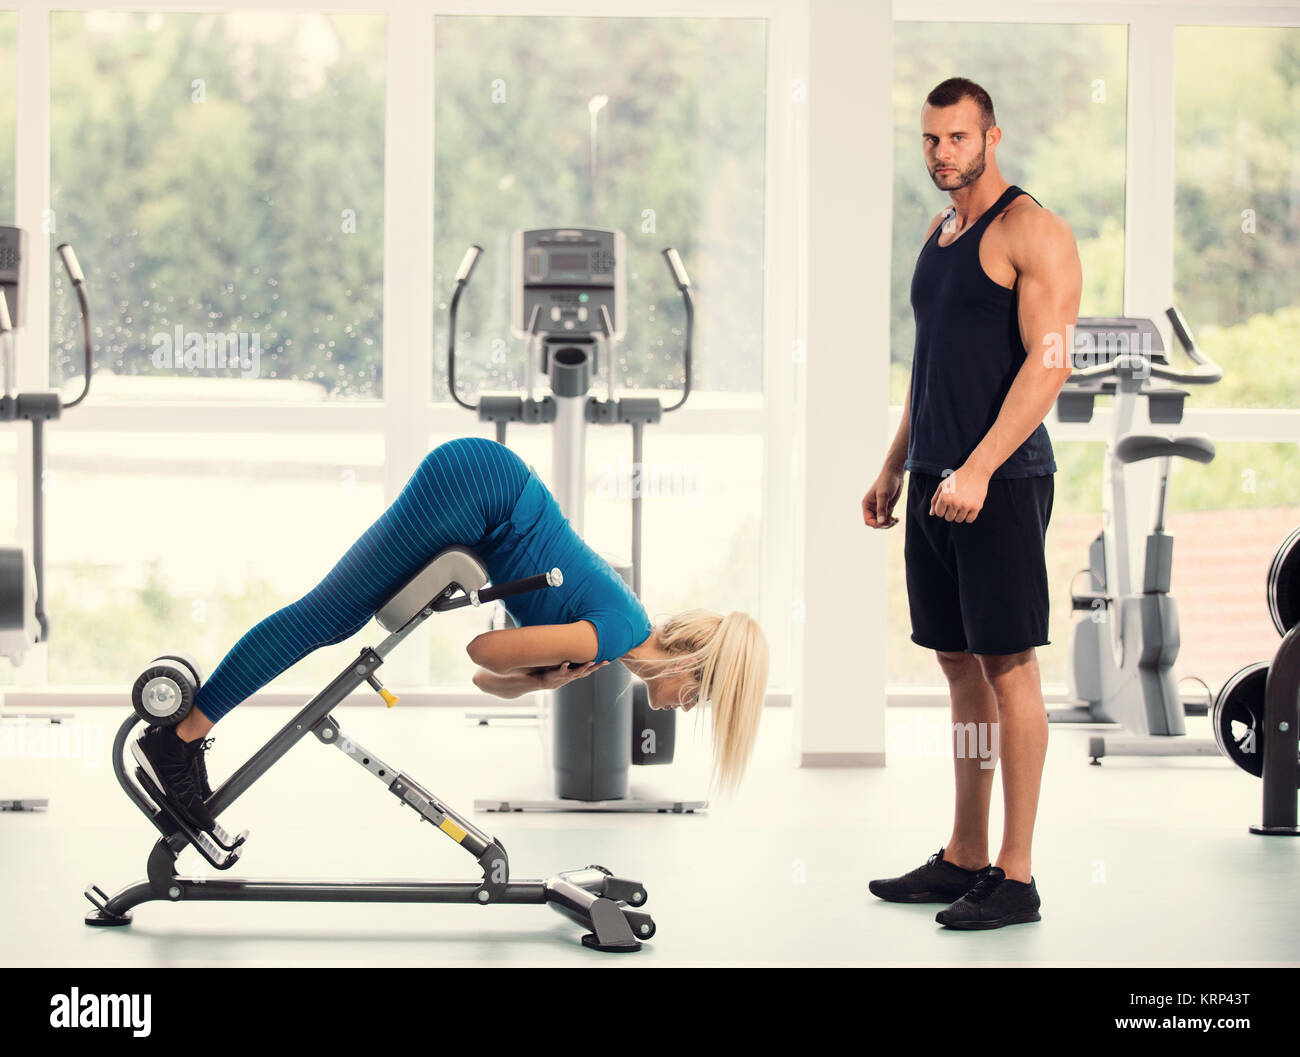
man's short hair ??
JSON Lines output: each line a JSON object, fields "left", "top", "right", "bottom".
{"left": 925, "top": 77, "right": 996, "bottom": 134}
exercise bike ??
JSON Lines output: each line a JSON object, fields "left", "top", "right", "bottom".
{"left": 1050, "top": 309, "right": 1224, "bottom": 762}
{"left": 83, "top": 545, "right": 658, "bottom": 952}
{"left": 1212, "top": 527, "right": 1300, "bottom": 835}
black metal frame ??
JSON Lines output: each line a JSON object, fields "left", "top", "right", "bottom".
{"left": 1252, "top": 624, "right": 1300, "bottom": 836}
{"left": 84, "top": 556, "right": 656, "bottom": 951}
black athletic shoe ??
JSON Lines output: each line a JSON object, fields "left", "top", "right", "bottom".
{"left": 869, "top": 847, "right": 991, "bottom": 904}
{"left": 194, "top": 737, "right": 216, "bottom": 801}
{"left": 132, "top": 725, "right": 217, "bottom": 832}
{"left": 935, "top": 866, "right": 1042, "bottom": 929}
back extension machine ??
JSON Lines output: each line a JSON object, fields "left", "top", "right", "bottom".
{"left": 83, "top": 545, "right": 656, "bottom": 951}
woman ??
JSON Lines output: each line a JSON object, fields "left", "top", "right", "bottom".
{"left": 134, "top": 436, "right": 770, "bottom": 832}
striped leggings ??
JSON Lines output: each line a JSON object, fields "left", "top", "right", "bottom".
{"left": 192, "top": 437, "right": 528, "bottom": 722}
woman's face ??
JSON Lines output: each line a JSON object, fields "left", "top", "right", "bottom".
{"left": 648, "top": 666, "right": 700, "bottom": 712}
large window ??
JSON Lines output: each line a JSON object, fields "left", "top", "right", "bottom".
{"left": 40, "top": 431, "right": 387, "bottom": 690}
{"left": 432, "top": 15, "right": 767, "bottom": 398}
{"left": 49, "top": 12, "right": 387, "bottom": 400}
{"left": 1175, "top": 26, "right": 1300, "bottom": 410}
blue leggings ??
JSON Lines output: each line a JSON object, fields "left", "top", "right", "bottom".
{"left": 193, "top": 437, "right": 528, "bottom": 722}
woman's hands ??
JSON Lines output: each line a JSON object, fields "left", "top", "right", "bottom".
{"left": 529, "top": 659, "right": 609, "bottom": 691}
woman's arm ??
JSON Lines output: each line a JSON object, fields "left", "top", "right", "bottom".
{"left": 467, "top": 621, "right": 600, "bottom": 675}
{"left": 472, "top": 659, "right": 610, "bottom": 699}
{"left": 472, "top": 668, "right": 541, "bottom": 700}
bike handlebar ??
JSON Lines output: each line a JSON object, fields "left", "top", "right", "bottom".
{"left": 1068, "top": 306, "right": 1223, "bottom": 386}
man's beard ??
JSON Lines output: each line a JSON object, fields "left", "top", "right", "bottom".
{"left": 932, "top": 148, "right": 986, "bottom": 189}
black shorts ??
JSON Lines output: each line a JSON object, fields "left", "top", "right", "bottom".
{"left": 903, "top": 470, "right": 1054, "bottom": 655}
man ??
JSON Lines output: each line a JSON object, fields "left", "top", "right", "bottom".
{"left": 862, "top": 77, "right": 1082, "bottom": 929}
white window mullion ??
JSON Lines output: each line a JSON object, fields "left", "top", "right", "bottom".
{"left": 1124, "top": 10, "right": 1177, "bottom": 323}
{"left": 1120, "top": 11, "right": 1178, "bottom": 568}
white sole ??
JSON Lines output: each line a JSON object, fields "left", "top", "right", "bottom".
{"left": 130, "top": 735, "right": 167, "bottom": 793}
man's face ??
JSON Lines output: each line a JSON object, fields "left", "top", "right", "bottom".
{"left": 921, "top": 99, "right": 989, "bottom": 191}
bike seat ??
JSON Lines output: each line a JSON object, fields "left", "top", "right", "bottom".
{"left": 1115, "top": 432, "right": 1215, "bottom": 465}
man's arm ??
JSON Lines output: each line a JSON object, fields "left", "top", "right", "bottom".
{"left": 964, "top": 209, "right": 1081, "bottom": 478}
{"left": 885, "top": 377, "right": 911, "bottom": 473}
{"left": 930, "top": 208, "right": 1081, "bottom": 522}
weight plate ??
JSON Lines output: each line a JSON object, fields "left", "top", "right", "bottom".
{"left": 1268, "top": 526, "right": 1300, "bottom": 636}
{"left": 1211, "top": 661, "right": 1300, "bottom": 786}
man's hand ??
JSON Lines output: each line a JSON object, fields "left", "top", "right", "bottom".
{"left": 863, "top": 468, "right": 904, "bottom": 529}
{"left": 930, "top": 465, "right": 990, "bottom": 523}
{"left": 530, "top": 659, "right": 609, "bottom": 691}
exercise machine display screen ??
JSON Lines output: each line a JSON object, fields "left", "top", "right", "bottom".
{"left": 512, "top": 228, "right": 625, "bottom": 341}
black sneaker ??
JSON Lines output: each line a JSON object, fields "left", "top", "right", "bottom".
{"left": 935, "top": 866, "right": 1042, "bottom": 929}
{"left": 193, "top": 737, "right": 216, "bottom": 802}
{"left": 132, "top": 725, "right": 217, "bottom": 832}
{"left": 869, "top": 847, "right": 991, "bottom": 903}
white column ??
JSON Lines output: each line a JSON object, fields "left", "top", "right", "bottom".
{"left": 379, "top": 7, "right": 436, "bottom": 686}
{"left": 792, "top": 0, "right": 891, "bottom": 766}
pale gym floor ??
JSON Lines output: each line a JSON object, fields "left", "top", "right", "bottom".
{"left": 1, "top": 702, "right": 1295, "bottom": 968}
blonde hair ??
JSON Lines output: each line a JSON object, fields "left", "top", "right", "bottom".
{"left": 637, "top": 609, "right": 769, "bottom": 794}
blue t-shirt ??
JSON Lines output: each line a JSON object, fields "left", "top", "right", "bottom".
{"left": 476, "top": 466, "right": 653, "bottom": 663}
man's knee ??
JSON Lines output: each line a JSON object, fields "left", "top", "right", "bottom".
{"left": 976, "top": 648, "right": 1037, "bottom": 690}
{"left": 935, "top": 649, "right": 982, "bottom": 682}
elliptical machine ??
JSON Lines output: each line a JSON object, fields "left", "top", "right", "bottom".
{"left": 1051, "top": 309, "right": 1224, "bottom": 762}
{"left": 448, "top": 228, "right": 701, "bottom": 812}
{"left": 1, "top": 229, "right": 92, "bottom": 810}
{"left": 0, "top": 232, "right": 92, "bottom": 664}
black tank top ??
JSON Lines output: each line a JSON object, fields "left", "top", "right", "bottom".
{"left": 906, "top": 184, "right": 1056, "bottom": 480}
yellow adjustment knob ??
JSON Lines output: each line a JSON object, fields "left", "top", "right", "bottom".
{"left": 381, "top": 688, "right": 399, "bottom": 708}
